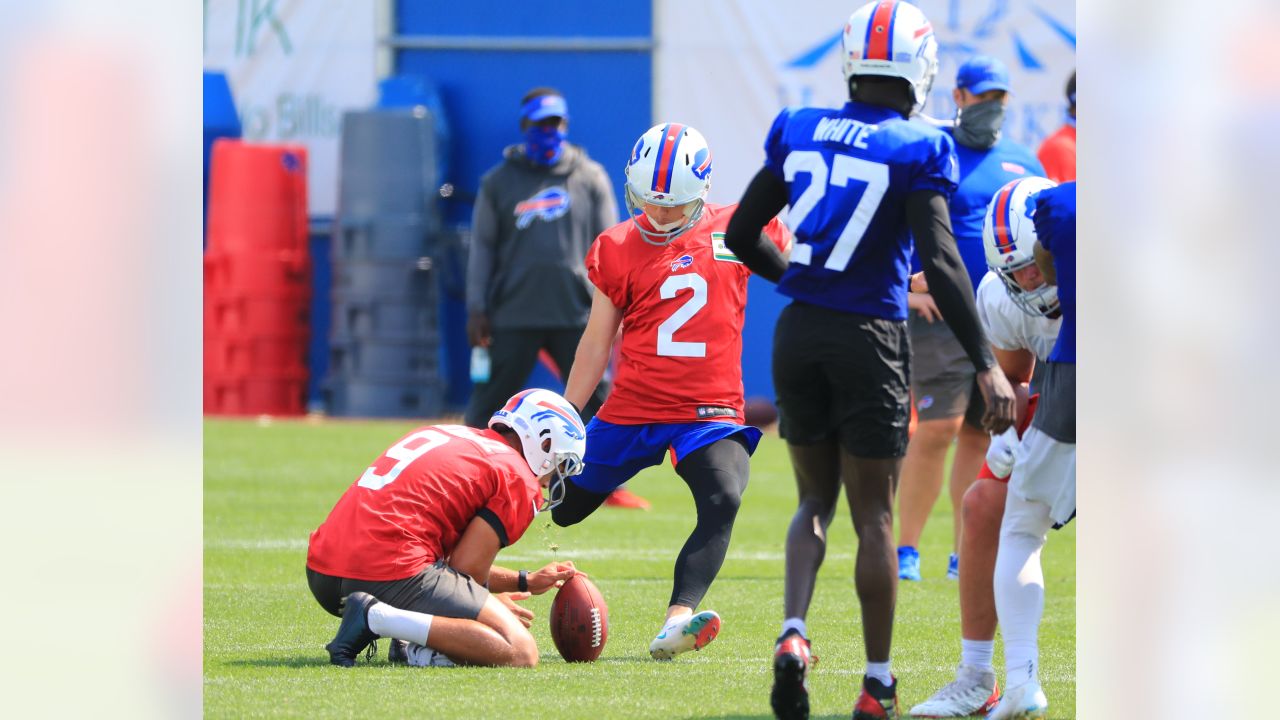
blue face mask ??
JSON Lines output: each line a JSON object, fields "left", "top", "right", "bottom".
{"left": 525, "top": 125, "right": 566, "bottom": 166}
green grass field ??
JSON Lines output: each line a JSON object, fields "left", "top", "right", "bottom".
{"left": 205, "top": 417, "right": 1075, "bottom": 719}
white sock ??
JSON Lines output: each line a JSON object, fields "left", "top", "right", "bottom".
{"left": 994, "top": 492, "right": 1052, "bottom": 689}
{"left": 866, "top": 660, "right": 893, "bottom": 686}
{"left": 664, "top": 610, "right": 693, "bottom": 629}
{"left": 366, "top": 602, "right": 434, "bottom": 646}
{"left": 960, "top": 638, "right": 995, "bottom": 670}
{"left": 781, "top": 617, "right": 807, "bottom": 639}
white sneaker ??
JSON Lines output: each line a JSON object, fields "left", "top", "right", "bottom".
{"left": 405, "top": 643, "right": 456, "bottom": 667}
{"left": 986, "top": 681, "right": 1047, "bottom": 720}
{"left": 648, "top": 610, "right": 721, "bottom": 661}
{"left": 910, "top": 664, "right": 999, "bottom": 717}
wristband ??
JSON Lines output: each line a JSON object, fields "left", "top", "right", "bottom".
{"left": 518, "top": 569, "right": 529, "bottom": 592}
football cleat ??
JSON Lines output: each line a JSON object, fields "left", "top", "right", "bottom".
{"left": 853, "top": 674, "right": 900, "bottom": 719}
{"left": 898, "top": 546, "right": 921, "bottom": 582}
{"left": 910, "top": 664, "right": 999, "bottom": 717}
{"left": 325, "top": 592, "right": 381, "bottom": 667}
{"left": 603, "top": 487, "right": 651, "bottom": 510}
{"left": 985, "top": 681, "right": 1047, "bottom": 720}
{"left": 648, "top": 610, "right": 721, "bottom": 660}
{"left": 405, "top": 643, "right": 457, "bottom": 667}
{"left": 770, "top": 629, "right": 814, "bottom": 720}
{"left": 388, "top": 638, "right": 409, "bottom": 664}
{"left": 947, "top": 553, "right": 960, "bottom": 581}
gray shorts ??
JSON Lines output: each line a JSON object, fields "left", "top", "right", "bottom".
{"left": 307, "top": 559, "right": 489, "bottom": 620}
{"left": 1031, "top": 361, "right": 1075, "bottom": 443}
{"left": 909, "top": 314, "right": 984, "bottom": 426}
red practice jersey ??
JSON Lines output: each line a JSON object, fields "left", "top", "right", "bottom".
{"left": 1037, "top": 124, "right": 1076, "bottom": 183}
{"left": 587, "top": 204, "right": 791, "bottom": 425}
{"left": 307, "top": 425, "right": 540, "bottom": 582}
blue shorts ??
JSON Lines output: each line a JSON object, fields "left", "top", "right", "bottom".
{"left": 574, "top": 419, "right": 763, "bottom": 494}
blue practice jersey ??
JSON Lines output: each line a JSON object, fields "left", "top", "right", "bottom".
{"left": 910, "top": 131, "right": 1046, "bottom": 291}
{"left": 764, "top": 102, "right": 960, "bottom": 320}
{"left": 1033, "top": 181, "right": 1076, "bottom": 363}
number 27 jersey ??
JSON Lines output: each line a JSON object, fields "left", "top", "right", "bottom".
{"left": 765, "top": 102, "right": 960, "bottom": 321}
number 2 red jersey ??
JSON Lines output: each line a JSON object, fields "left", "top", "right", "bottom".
{"left": 586, "top": 203, "right": 791, "bottom": 425}
{"left": 306, "top": 425, "right": 540, "bottom": 582}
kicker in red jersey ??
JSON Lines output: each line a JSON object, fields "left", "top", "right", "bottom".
{"left": 586, "top": 203, "right": 791, "bottom": 425}
{"left": 306, "top": 425, "right": 541, "bottom": 582}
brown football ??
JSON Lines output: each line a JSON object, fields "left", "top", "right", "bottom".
{"left": 744, "top": 396, "right": 779, "bottom": 427}
{"left": 549, "top": 574, "right": 608, "bottom": 662}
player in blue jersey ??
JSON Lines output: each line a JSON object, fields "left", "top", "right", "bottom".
{"left": 897, "top": 56, "right": 1048, "bottom": 584}
{"left": 986, "top": 181, "right": 1075, "bottom": 720}
{"left": 724, "top": 3, "right": 1016, "bottom": 718}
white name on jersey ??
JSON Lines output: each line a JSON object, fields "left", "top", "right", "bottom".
{"left": 811, "top": 117, "right": 876, "bottom": 149}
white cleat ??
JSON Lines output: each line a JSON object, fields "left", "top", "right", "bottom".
{"left": 910, "top": 664, "right": 999, "bottom": 717}
{"left": 986, "top": 681, "right": 1048, "bottom": 720}
{"left": 405, "top": 643, "right": 456, "bottom": 667}
{"left": 648, "top": 610, "right": 721, "bottom": 661}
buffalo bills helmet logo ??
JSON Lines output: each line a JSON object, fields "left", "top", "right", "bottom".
{"left": 514, "top": 187, "right": 571, "bottom": 229}
{"left": 691, "top": 147, "right": 712, "bottom": 180}
{"left": 629, "top": 137, "right": 645, "bottom": 166}
{"left": 671, "top": 254, "right": 694, "bottom": 271}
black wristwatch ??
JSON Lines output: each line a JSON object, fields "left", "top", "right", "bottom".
{"left": 518, "top": 569, "right": 529, "bottom": 592}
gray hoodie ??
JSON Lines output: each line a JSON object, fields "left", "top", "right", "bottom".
{"left": 467, "top": 142, "right": 618, "bottom": 329}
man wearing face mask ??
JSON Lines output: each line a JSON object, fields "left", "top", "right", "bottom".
{"left": 465, "top": 88, "right": 617, "bottom": 434}
{"left": 896, "top": 56, "right": 1046, "bottom": 584}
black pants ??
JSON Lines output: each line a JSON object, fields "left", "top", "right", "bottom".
{"left": 463, "top": 326, "right": 608, "bottom": 428}
{"left": 552, "top": 435, "right": 751, "bottom": 609}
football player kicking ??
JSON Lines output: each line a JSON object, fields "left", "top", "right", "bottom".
{"left": 723, "top": 2, "right": 1017, "bottom": 717}
{"left": 909, "top": 176, "right": 1061, "bottom": 717}
{"left": 985, "top": 180, "right": 1075, "bottom": 720}
{"left": 306, "top": 389, "right": 586, "bottom": 668}
{"left": 554, "top": 123, "right": 791, "bottom": 661}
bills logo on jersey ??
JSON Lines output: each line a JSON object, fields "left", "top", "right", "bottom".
{"left": 671, "top": 254, "right": 694, "bottom": 271}
{"left": 514, "top": 187, "right": 571, "bottom": 229}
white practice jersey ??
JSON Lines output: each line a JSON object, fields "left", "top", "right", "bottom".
{"left": 976, "top": 272, "right": 1062, "bottom": 362}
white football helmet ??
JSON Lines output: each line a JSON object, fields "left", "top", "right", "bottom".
{"left": 841, "top": 1, "right": 939, "bottom": 115}
{"left": 488, "top": 389, "right": 586, "bottom": 511}
{"left": 982, "top": 176, "right": 1061, "bottom": 317}
{"left": 624, "top": 123, "right": 713, "bottom": 245}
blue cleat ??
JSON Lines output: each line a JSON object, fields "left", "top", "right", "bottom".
{"left": 898, "top": 546, "right": 921, "bottom": 582}
{"left": 947, "top": 552, "right": 960, "bottom": 580}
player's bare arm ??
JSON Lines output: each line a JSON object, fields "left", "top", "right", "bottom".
{"left": 487, "top": 561, "right": 580, "bottom": 594}
{"left": 1032, "top": 239, "right": 1056, "bottom": 286}
{"left": 564, "top": 288, "right": 623, "bottom": 409}
{"left": 448, "top": 515, "right": 503, "bottom": 585}
{"left": 993, "top": 346, "right": 1035, "bottom": 386}
{"left": 905, "top": 189, "right": 1016, "bottom": 433}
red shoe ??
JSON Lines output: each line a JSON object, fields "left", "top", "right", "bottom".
{"left": 771, "top": 630, "right": 814, "bottom": 720}
{"left": 852, "top": 675, "right": 899, "bottom": 719}
{"left": 603, "top": 488, "right": 650, "bottom": 510}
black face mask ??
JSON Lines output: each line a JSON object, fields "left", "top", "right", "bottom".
{"left": 954, "top": 98, "right": 1005, "bottom": 149}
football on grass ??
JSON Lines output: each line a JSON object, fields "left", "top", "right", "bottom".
{"left": 550, "top": 574, "right": 608, "bottom": 662}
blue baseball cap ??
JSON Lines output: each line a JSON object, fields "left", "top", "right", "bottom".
{"left": 522, "top": 94, "right": 569, "bottom": 122}
{"left": 956, "top": 56, "right": 1010, "bottom": 94}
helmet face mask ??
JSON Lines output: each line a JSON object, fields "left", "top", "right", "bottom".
{"left": 841, "top": 1, "right": 940, "bottom": 116}
{"left": 624, "top": 123, "right": 713, "bottom": 245}
{"left": 488, "top": 389, "right": 586, "bottom": 510}
{"left": 983, "top": 176, "right": 1061, "bottom": 318}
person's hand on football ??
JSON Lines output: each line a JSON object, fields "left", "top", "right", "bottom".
{"left": 527, "top": 561, "right": 581, "bottom": 595}
{"left": 497, "top": 592, "right": 534, "bottom": 627}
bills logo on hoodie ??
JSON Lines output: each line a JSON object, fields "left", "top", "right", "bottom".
{"left": 514, "top": 186, "right": 571, "bottom": 229}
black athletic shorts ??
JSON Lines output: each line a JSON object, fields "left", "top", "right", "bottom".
{"left": 306, "top": 559, "right": 489, "bottom": 620}
{"left": 773, "top": 301, "right": 911, "bottom": 459}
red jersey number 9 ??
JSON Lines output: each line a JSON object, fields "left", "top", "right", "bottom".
{"left": 357, "top": 429, "right": 449, "bottom": 490}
